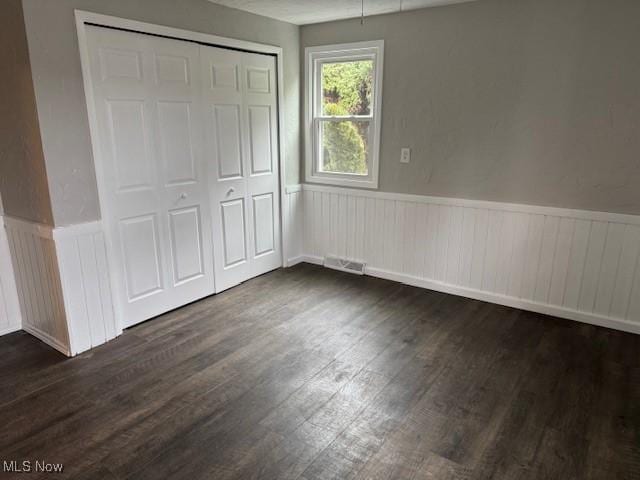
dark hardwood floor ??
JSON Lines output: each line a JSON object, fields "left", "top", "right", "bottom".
{"left": 1, "top": 263, "right": 639, "bottom": 479}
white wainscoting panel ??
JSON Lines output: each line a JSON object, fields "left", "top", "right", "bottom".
{"left": 0, "top": 218, "right": 22, "bottom": 336}
{"left": 53, "top": 222, "right": 119, "bottom": 355}
{"left": 4, "top": 217, "right": 71, "bottom": 354}
{"left": 284, "top": 185, "right": 304, "bottom": 266}
{"left": 301, "top": 184, "right": 640, "bottom": 335}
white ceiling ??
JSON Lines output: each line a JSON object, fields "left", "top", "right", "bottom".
{"left": 207, "top": 0, "right": 478, "bottom": 25}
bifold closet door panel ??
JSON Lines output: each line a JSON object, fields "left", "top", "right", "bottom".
{"left": 201, "top": 46, "right": 281, "bottom": 293}
{"left": 85, "top": 26, "right": 215, "bottom": 327}
{"left": 84, "top": 25, "right": 283, "bottom": 328}
{"left": 243, "top": 51, "right": 282, "bottom": 279}
{"left": 200, "top": 46, "right": 250, "bottom": 292}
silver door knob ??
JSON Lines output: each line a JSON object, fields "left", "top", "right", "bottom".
{"left": 179, "top": 192, "right": 188, "bottom": 200}
{"left": 227, "top": 187, "right": 235, "bottom": 196}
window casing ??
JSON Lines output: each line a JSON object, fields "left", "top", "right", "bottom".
{"left": 305, "top": 41, "right": 384, "bottom": 189}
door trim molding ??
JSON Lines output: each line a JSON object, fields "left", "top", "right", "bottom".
{"left": 75, "top": 11, "right": 285, "bottom": 56}
{"left": 75, "top": 10, "right": 288, "bottom": 333}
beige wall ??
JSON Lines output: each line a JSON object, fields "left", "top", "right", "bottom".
{"left": 0, "top": 0, "right": 53, "bottom": 225}
{"left": 21, "top": 0, "right": 301, "bottom": 226}
{"left": 301, "top": 0, "right": 640, "bottom": 215}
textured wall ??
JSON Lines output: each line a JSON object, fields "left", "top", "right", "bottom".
{"left": 0, "top": 0, "right": 53, "bottom": 225}
{"left": 21, "top": 0, "right": 301, "bottom": 226}
{"left": 301, "top": 0, "right": 640, "bottom": 215}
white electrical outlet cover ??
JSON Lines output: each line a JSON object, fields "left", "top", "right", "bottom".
{"left": 400, "top": 148, "right": 411, "bottom": 163}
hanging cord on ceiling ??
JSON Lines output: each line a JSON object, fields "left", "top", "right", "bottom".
{"left": 361, "top": 0, "right": 403, "bottom": 25}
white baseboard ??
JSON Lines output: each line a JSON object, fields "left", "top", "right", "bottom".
{"left": 286, "top": 255, "right": 306, "bottom": 267}
{"left": 301, "top": 184, "right": 640, "bottom": 335}
{"left": 366, "top": 266, "right": 640, "bottom": 335}
{"left": 295, "top": 254, "right": 640, "bottom": 334}
{"left": 23, "top": 324, "right": 71, "bottom": 356}
{"left": 0, "top": 325, "right": 21, "bottom": 337}
{"left": 299, "top": 255, "right": 324, "bottom": 266}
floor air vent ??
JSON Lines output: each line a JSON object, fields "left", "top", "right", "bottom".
{"left": 323, "top": 256, "right": 366, "bottom": 275}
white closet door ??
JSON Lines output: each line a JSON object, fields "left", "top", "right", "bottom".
{"left": 201, "top": 46, "right": 281, "bottom": 292}
{"left": 86, "top": 26, "right": 215, "bottom": 327}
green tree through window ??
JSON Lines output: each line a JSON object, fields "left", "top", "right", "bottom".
{"left": 322, "top": 61, "right": 373, "bottom": 116}
{"left": 320, "top": 60, "right": 373, "bottom": 175}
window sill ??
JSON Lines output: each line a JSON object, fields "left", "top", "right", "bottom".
{"left": 305, "top": 174, "right": 378, "bottom": 190}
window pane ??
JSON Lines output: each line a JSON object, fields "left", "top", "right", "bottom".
{"left": 319, "top": 120, "right": 370, "bottom": 175}
{"left": 321, "top": 60, "right": 373, "bottom": 116}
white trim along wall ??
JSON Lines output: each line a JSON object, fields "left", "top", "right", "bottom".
{"left": 0, "top": 217, "right": 22, "bottom": 337}
{"left": 284, "top": 184, "right": 304, "bottom": 266}
{"left": 294, "top": 184, "right": 640, "bottom": 335}
{"left": 1, "top": 216, "right": 119, "bottom": 356}
{"left": 3, "top": 216, "right": 71, "bottom": 354}
{"left": 53, "top": 221, "right": 119, "bottom": 354}
{"left": 3, "top": 184, "right": 640, "bottom": 355}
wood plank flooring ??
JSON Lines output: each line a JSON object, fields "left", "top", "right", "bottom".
{"left": 0, "top": 263, "right": 639, "bottom": 479}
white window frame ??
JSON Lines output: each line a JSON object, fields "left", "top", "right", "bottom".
{"left": 305, "top": 40, "right": 384, "bottom": 189}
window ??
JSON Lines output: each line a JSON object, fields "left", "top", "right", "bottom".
{"left": 305, "top": 41, "right": 384, "bottom": 189}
